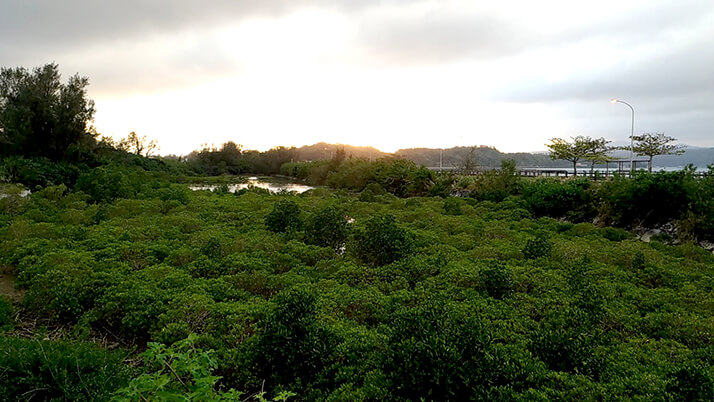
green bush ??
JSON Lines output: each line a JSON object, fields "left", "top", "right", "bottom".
{"left": 666, "top": 359, "right": 714, "bottom": 401}
{"left": 600, "top": 226, "right": 630, "bottom": 241}
{"left": 2, "top": 163, "right": 714, "bottom": 399}
{"left": 479, "top": 261, "right": 514, "bottom": 299}
{"left": 0, "top": 336, "right": 130, "bottom": 401}
{"left": 0, "top": 297, "right": 13, "bottom": 331}
{"left": 326, "top": 159, "right": 372, "bottom": 190}
{"left": 265, "top": 199, "right": 302, "bottom": 233}
{"left": 0, "top": 156, "right": 81, "bottom": 189}
{"left": 385, "top": 301, "right": 520, "bottom": 400}
{"left": 529, "top": 310, "right": 602, "bottom": 376}
{"left": 522, "top": 233, "right": 552, "bottom": 259}
{"left": 352, "top": 215, "right": 414, "bottom": 266}
{"left": 428, "top": 173, "right": 455, "bottom": 197}
{"left": 567, "top": 257, "right": 605, "bottom": 318}
{"left": 631, "top": 251, "right": 646, "bottom": 270}
{"left": 522, "top": 177, "right": 591, "bottom": 219}
{"left": 443, "top": 197, "right": 463, "bottom": 215}
{"left": 114, "top": 334, "right": 290, "bottom": 401}
{"left": 250, "top": 288, "right": 336, "bottom": 390}
{"left": 598, "top": 171, "right": 690, "bottom": 227}
{"left": 304, "top": 205, "right": 349, "bottom": 250}
{"left": 75, "top": 164, "right": 144, "bottom": 202}
{"left": 371, "top": 159, "right": 434, "bottom": 197}
{"left": 292, "top": 158, "right": 436, "bottom": 197}
{"left": 464, "top": 159, "right": 521, "bottom": 202}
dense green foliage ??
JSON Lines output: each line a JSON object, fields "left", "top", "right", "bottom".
{"left": 265, "top": 199, "right": 303, "bottom": 233}
{"left": 113, "top": 334, "right": 297, "bottom": 401}
{"left": 285, "top": 159, "right": 714, "bottom": 241}
{"left": 304, "top": 205, "right": 349, "bottom": 250}
{"left": 0, "top": 297, "right": 12, "bottom": 331}
{"left": 2, "top": 170, "right": 713, "bottom": 399}
{"left": 0, "top": 147, "right": 199, "bottom": 192}
{"left": 352, "top": 215, "right": 415, "bottom": 267}
{"left": 521, "top": 178, "right": 593, "bottom": 219}
{"left": 282, "top": 158, "right": 436, "bottom": 197}
{"left": 598, "top": 169, "right": 696, "bottom": 227}
{"left": 0, "top": 336, "right": 130, "bottom": 400}
{"left": 522, "top": 233, "right": 553, "bottom": 259}
{"left": 455, "top": 159, "right": 522, "bottom": 201}
{"left": 187, "top": 143, "right": 296, "bottom": 176}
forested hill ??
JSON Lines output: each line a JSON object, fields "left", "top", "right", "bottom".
{"left": 297, "top": 143, "right": 714, "bottom": 169}
{"left": 292, "top": 142, "right": 386, "bottom": 161}
{"left": 394, "top": 146, "right": 563, "bottom": 168}
{"left": 609, "top": 146, "right": 714, "bottom": 168}
{"left": 291, "top": 144, "right": 564, "bottom": 168}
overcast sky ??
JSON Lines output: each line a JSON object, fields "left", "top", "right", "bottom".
{"left": 1, "top": 0, "right": 712, "bottom": 154}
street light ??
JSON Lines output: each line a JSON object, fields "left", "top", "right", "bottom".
{"left": 610, "top": 98, "right": 635, "bottom": 173}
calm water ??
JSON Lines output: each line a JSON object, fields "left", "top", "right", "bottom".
{"left": 189, "top": 177, "right": 313, "bottom": 194}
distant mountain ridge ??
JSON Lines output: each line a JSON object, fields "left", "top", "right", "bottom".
{"left": 292, "top": 142, "right": 386, "bottom": 161}
{"left": 291, "top": 143, "right": 714, "bottom": 169}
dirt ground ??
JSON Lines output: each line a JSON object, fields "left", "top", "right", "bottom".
{"left": 0, "top": 272, "right": 23, "bottom": 301}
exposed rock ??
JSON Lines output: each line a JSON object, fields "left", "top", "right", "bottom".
{"left": 699, "top": 240, "right": 714, "bottom": 251}
{"left": 660, "top": 222, "right": 679, "bottom": 238}
{"left": 640, "top": 229, "right": 661, "bottom": 243}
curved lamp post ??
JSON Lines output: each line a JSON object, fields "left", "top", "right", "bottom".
{"left": 610, "top": 98, "right": 635, "bottom": 173}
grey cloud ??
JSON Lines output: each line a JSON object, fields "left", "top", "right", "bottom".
{"left": 557, "top": 0, "right": 714, "bottom": 46}
{"left": 1, "top": 1, "right": 294, "bottom": 49}
{"left": 1, "top": 0, "right": 711, "bottom": 146}
{"left": 488, "top": 1, "right": 714, "bottom": 107}
{"left": 355, "top": 10, "right": 538, "bottom": 65}
{"left": 0, "top": 0, "right": 396, "bottom": 50}
{"left": 0, "top": 0, "right": 394, "bottom": 68}
{"left": 0, "top": 0, "right": 397, "bottom": 95}
{"left": 493, "top": 30, "right": 714, "bottom": 106}
{"left": 353, "top": 0, "right": 714, "bottom": 66}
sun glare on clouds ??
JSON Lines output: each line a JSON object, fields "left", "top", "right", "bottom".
{"left": 88, "top": 0, "right": 713, "bottom": 154}
{"left": 92, "top": 7, "right": 571, "bottom": 155}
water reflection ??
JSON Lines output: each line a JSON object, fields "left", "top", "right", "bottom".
{"left": 189, "top": 177, "right": 313, "bottom": 194}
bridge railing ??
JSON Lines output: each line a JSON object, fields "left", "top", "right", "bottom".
{"left": 429, "top": 167, "right": 711, "bottom": 179}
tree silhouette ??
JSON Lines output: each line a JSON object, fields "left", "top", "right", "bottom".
{"left": 119, "top": 131, "right": 158, "bottom": 157}
{"left": 546, "top": 136, "right": 610, "bottom": 175}
{"left": 0, "top": 63, "right": 95, "bottom": 159}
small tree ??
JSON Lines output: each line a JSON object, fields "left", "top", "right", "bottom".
{"left": 583, "top": 137, "right": 613, "bottom": 173}
{"left": 119, "top": 131, "right": 158, "bottom": 157}
{"left": 631, "top": 132, "right": 685, "bottom": 172}
{"left": 546, "top": 136, "right": 609, "bottom": 176}
{"left": 460, "top": 146, "right": 479, "bottom": 175}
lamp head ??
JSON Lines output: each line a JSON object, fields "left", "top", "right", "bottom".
{"left": 610, "top": 98, "right": 618, "bottom": 103}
